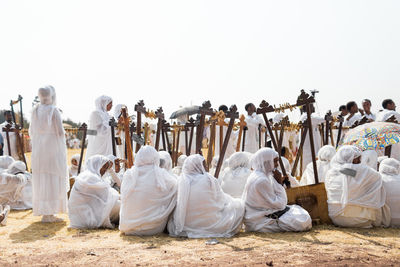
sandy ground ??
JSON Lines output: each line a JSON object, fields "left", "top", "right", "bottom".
{"left": 0, "top": 210, "right": 399, "bottom": 266}
{"left": 2, "top": 150, "right": 397, "bottom": 266}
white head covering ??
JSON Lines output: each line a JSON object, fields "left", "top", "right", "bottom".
{"left": 38, "top": 85, "right": 56, "bottom": 105}
{"left": 113, "top": 104, "right": 126, "bottom": 120}
{"left": 85, "top": 155, "right": 111, "bottom": 177}
{"left": 0, "top": 155, "right": 15, "bottom": 170}
{"left": 330, "top": 145, "right": 362, "bottom": 168}
{"left": 378, "top": 156, "right": 388, "bottom": 164}
{"left": 318, "top": 145, "right": 336, "bottom": 162}
{"left": 177, "top": 155, "right": 187, "bottom": 167}
{"left": 228, "top": 152, "right": 250, "bottom": 170}
{"left": 71, "top": 154, "right": 81, "bottom": 164}
{"left": 159, "top": 151, "right": 173, "bottom": 171}
{"left": 250, "top": 148, "right": 279, "bottom": 175}
{"left": 379, "top": 158, "right": 400, "bottom": 176}
{"left": 95, "top": 95, "right": 113, "bottom": 113}
{"left": 7, "top": 161, "right": 27, "bottom": 175}
{"left": 361, "top": 150, "right": 378, "bottom": 169}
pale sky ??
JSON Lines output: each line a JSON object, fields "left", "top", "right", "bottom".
{"left": 0, "top": 0, "right": 399, "bottom": 123}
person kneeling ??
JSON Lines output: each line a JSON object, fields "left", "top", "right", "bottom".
{"left": 68, "top": 155, "right": 120, "bottom": 229}
{"left": 243, "top": 148, "right": 312, "bottom": 233}
{"left": 325, "top": 145, "right": 390, "bottom": 228}
{"left": 168, "top": 154, "right": 244, "bottom": 238}
{"left": 119, "top": 146, "right": 177, "bottom": 235}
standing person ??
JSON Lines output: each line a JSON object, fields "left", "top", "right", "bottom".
{"left": 243, "top": 103, "right": 264, "bottom": 153}
{"left": 343, "top": 101, "right": 363, "bottom": 127}
{"left": 361, "top": 99, "right": 375, "bottom": 122}
{"left": 29, "top": 86, "right": 68, "bottom": 223}
{"left": 0, "top": 111, "right": 20, "bottom": 160}
{"left": 85, "top": 95, "right": 113, "bottom": 160}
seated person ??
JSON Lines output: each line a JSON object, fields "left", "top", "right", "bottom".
{"left": 68, "top": 154, "right": 80, "bottom": 178}
{"left": 0, "top": 156, "right": 14, "bottom": 173}
{"left": 159, "top": 151, "right": 173, "bottom": 173}
{"left": 379, "top": 158, "right": 400, "bottom": 227}
{"left": 168, "top": 154, "right": 244, "bottom": 238}
{"left": 325, "top": 145, "right": 390, "bottom": 228}
{"left": 219, "top": 152, "right": 252, "bottom": 198}
{"left": 105, "top": 155, "right": 124, "bottom": 192}
{"left": 242, "top": 148, "right": 312, "bottom": 233}
{"left": 280, "top": 156, "right": 300, "bottom": 188}
{"left": 0, "top": 161, "right": 32, "bottom": 210}
{"left": 68, "top": 155, "right": 120, "bottom": 229}
{"left": 361, "top": 150, "right": 378, "bottom": 170}
{"left": 172, "top": 155, "right": 187, "bottom": 176}
{"left": 119, "top": 146, "right": 177, "bottom": 235}
{"left": 300, "top": 145, "right": 336, "bottom": 185}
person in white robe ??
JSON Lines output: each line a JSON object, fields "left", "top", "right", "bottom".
{"left": 104, "top": 154, "right": 123, "bottom": 192}
{"left": 29, "top": 86, "right": 68, "bottom": 223}
{"left": 361, "top": 150, "right": 378, "bottom": 170}
{"left": 280, "top": 157, "right": 300, "bottom": 188}
{"left": 85, "top": 95, "right": 113, "bottom": 161}
{"left": 0, "top": 161, "right": 32, "bottom": 210}
{"left": 68, "top": 155, "right": 120, "bottom": 229}
{"left": 343, "top": 101, "right": 363, "bottom": 127}
{"left": 0, "top": 156, "right": 14, "bottom": 172}
{"left": 219, "top": 152, "right": 252, "bottom": 198}
{"left": 68, "top": 154, "right": 80, "bottom": 178}
{"left": 379, "top": 158, "right": 400, "bottom": 227}
{"left": 168, "top": 154, "right": 244, "bottom": 238}
{"left": 299, "top": 106, "right": 325, "bottom": 173}
{"left": 242, "top": 148, "right": 312, "bottom": 233}
{"left": 300, "top": 145, "right": 336, "bottom": 185}
{"left": 172, "top": 155, "right": 187, "bottom": 176}
{"left": 243, "top": 103, "right": 265, "bottom": 153}
{"left": 324, "top": 145, "right": 391, "bottom": 228}
{"left": 120, "top": 146, "right": 177, "bottom": 235}
{"left": 159, "top": 151, "right": 173, "bottom": 172}
{"left": 361, "top": 99, "right": 376, "bottom": 122}
{"left": 0, "top": 111, "right": 21, "bottom": 160}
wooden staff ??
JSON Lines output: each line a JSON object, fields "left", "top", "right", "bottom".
{"left": 324, "top": 111, "right": 333, "bottom": 146}
{"left": 207, "top": 114, "right": 218, "bottom": 169}
{"left": 214, "top": 105, "right": 238, "bottom": 178}
{"left": 184, "top": 117, "right": 196, "bottom": 156}
{"left": 154, "top": 107, "right": 164, "bottom": 151}
{"left": 2, "top": 124, "right": 12, "bottom": 156}
{"left": 121, "top": 108, "right": 134, "bottom": 168}
{"left": 257, "top": 101, "right": 290, "bottom": 188}
{"left": 109, "top": 117, "right": 118, "bottom": 156}
{"left": 196, "top": 101, "right": 214, "bottom": 154}
{"left": 258, "top": 124, "right": 262, "bottom": 149}
{"left": 14, "top": 125, "right": 27, "bottom": 167}
{"left": 235, "top": 115, "right": 246, "bottom": 152}
{"left": 336, "top": 115, "right": 344, "bottom": 148}
{"left": 162, "top": 120, "right": 171, "bottom": 152}
{"left": 77, "top": 123, "right": 88, "bottom": 174}
{"left": 242, "top": 126, "right": 247, "bottom": 151}
{"left": 134, "top": 100, "right": 146, "bottom": 153}
{"left": 303, "top": 105, "right": 319, "bottom": 183}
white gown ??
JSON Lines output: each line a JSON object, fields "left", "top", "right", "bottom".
{"left": 29, "top": 86, "right": 68, "bottom": 216}
{"left": 120, "top": 146, "right": 177, "bottom": 235}
{"left": 325, "top": 145, "right": 391, "bottom": 228}
{"left": 243, "top": 148, "right": 312, "bottom": 232}
{"left": 85, "top": 95, "right": 113, "bottom": 161}
{"left": 168, "top": 154, "right": 244, "bottom": 238}
{"left": 379, "top": 158, "right": 400, "bottom": 227}
{"left": 219, "top": 152, "right": 251, "bottom": 198}
{"left": 68, "top": 155, "right": 120, "bottom": 229}
{"left": 244, "top": 113, "right": 264, "bottom": 153}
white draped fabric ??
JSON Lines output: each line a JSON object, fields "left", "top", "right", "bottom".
{"left": 0, "top": 156, "right": 14, "bottom": 171}
{"left": 343, "top": 113, "right": 363, "bottom": 127}
{"left": 300, "top": 145, "right": 336, "bottom": 185}
{"left": 244, "top": 113, "right": 264, "bottom": 153}
{"left": 220, "top": 152, "right": 251, "bottom": 198}
{"left": 172, "top": 155, "right": 187, "bottom": 176}
{"left": 242, "top": 148, "right": 312, "bottom": 232}
{"left": 159, "top": 151, "right": 173, "bottom": 172}
{"left": 361, "top": 150, "right": 378, "bottom": 170}
{"left": 120, "top": 146, "right": 177, "bottom": 235}
{"left": 85, "top": 95, "right": 113, "bottom": 160}
{"left": 0, "top": 161, "right": 32, "bottom": 210}
{"left": 379, "top": 158, "right": 400, "bottom": 227}
{"left": 325, "top": 145, "right": 390, "bottom": 228}
{"left": 280, "top": 157, "right": 300, "bottom": 188}
{"left": 168, "top": 154, "right": 244, "bottom": 238}
{"left": 29, "top": 86, "right": 68, "bottom": 216}
{"left": 299, "top": 113, "right": 325, "bottom": 172}
{"left": 0, "top": 121, "right": 19, "bottom": 160}
{"left": 68, "top": 155, "right": 120, "bottom": 229}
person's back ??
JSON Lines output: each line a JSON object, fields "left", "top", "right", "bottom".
{"left": 220, "top": 152, "right": 251, "bottom": 198}
{"left": 379, "top": 158, "right": 400, "bottom": 227}
{"left": 168, "top": 154, "right": 244, "bottom": 238}
{"left": 325, "top": 146, "right": 390, "bottom": 228}
{"left": 120, "top": 146, "right": 177, "bottom": 235}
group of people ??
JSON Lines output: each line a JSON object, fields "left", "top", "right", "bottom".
{"left": 0, "top": 86, "right": 399, "bottom": 238}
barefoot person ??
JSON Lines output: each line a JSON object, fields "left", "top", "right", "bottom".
{"left": 29, "top": 86, "right": 68, "bottom": 223}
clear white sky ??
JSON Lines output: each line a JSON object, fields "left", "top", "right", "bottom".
{"left": 0, "top": 0, "right": 399, "bottom": 123}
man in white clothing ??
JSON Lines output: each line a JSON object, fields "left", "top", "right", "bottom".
{"left": 243, "top": 103, "right": 264, "bottom": 153}
{"left": 361, "top": 99, "right": 375, "bottom": 122}
{"left": 343, "top": 101, "right": 363, "bottom": 127}
{"left": 29, "top": 86, "right": 68, "bottom": 223}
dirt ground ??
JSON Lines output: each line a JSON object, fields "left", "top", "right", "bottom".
{"left": 0, "top": 210, "right": 399, "bottom": 266}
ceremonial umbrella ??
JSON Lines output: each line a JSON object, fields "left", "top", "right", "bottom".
{"left": 169, "top": 106, "right": 200, "bottom": 119}
{"left": 338, "top": 122, "right": 400, "bottom": 150}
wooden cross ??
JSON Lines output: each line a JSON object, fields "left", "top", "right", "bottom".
{"left": 216, "top": 111, "right": 228, "bottom": 153}
{"left": 121, "top": 108, "right": 134, "bottom": 168}
{"left": 184, "top": 117, "right": 196, "bottom": 156}
{"left": 206, "top": 113, "right": 219, "bottom": 170}
{"left": 324, "top": 111, "right": 333, "bottom": 146}
{"left": 134, "top": 100, "right": 146, "bottom": 153}
{"left": 335, "top": 115, "right": 344, "bottom": 148}
{"left": 196, "top": 101, "right": 214, "bottom": 154}
{"left": 235, "top": 114, "right": 247, "bottom": 152}
{"left": 162, "top": 120, "right": 171, "bottom": 152}
{"left": 214, "top": 105, "right": 239, "bottom": 178}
